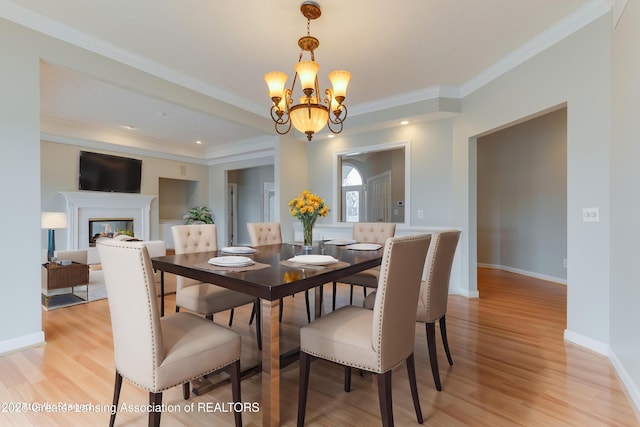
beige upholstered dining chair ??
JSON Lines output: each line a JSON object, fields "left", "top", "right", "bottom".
{"left": 246, "top": 222, "right": 282, "bottom": 246}
{"left": 171, "top": 224, "right": 261, "bottom": 348}
{"left": 246, "top": 222, "right": 314, "bottom": 323}
{"left": 331, "top": 222, "right": 396, "bottom": 310}
{"left": 297, "top": 234, "right": 431, "bottom": 427}
{"left": 363, "top": 230, "right": 461, "bottom": 391}
{"left": 97, "top": 238, "right": 242, "bottom": 427}
{"left": 246, "top": 222, "right": 282, "bottom": 320}
{"left": 416, "top": 229, "right": 460, "bottom": 391}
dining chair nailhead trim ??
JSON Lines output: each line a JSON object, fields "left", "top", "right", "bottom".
{"left": 108, "top": 242, "right": 160, "bottom": 390}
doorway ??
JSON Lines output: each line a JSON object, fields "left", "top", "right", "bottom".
{"left": 226, "top": 165, "right": 275, "bottom": 245}
{"left": 367, "top": 171, "right": 392, "bottom": 222}
{"left": 476, "top": 107, "right": 567, "bottom": 284}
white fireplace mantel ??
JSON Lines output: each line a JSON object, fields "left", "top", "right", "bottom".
{"left": 61, "top": 191, "right": 156, "bottom": 251}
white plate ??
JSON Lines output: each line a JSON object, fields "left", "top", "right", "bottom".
{"left": 221, "top": 246, "right": 257, "bottom": 254}
{"left": 288, "top": 255, "right": 339, "bottom": 265}
{"left": 324, "top": 239, "right": 357, "bottom": 246}
{"left": 208, "top": 256, "right": 255, "bottom": 267}
{"left": 346, "top": 243, "right": 382, "bottom": 251}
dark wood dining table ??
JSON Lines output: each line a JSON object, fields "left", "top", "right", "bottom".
{"left": 151, "top": 242, "right": 384, "bottom": 427}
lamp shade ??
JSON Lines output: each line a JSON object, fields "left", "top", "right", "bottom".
{"left": 328, "top": 70, "right": 351, "bottom": 99}
{"left": 41, "top": 212, "right": 67, "bottom": 229}
{"left": 264, "top": 71, "right": 288, "bottom": 101}
{"left": 295, "top": 61, "right": 320, "bottom": 92}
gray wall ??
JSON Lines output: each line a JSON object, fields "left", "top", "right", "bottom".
{"left": 0, "top": 19, "right": 43, "bottom": 350}
{"left": 477, "top": 108, "right": 567, "bottom": 281}
{"left": 610, "top": 0, "right": 640, "bottom": 410}
{"left": 453, "top": 13, "right": 611, "bottom": 349}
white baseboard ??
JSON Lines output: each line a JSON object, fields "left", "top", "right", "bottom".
{"left": 477, "top": 263, "right": 567, "bottom": 285}
{"left": 609, "top": 349, "right": 640, "bottom": 417}
{"left": 563, "top": 329, "right": 609, "bottom": 355}
{"left": 0, "top": 331, "right": 45, "bottom": 355}
{"left": 478, "top": 264, "right": 638, "bottom": 417}
{"left": 564, "top": 330, "right": 640, "bottom": 418}
{"left": 451, "top": 286, "right": 479, "bottom": 298}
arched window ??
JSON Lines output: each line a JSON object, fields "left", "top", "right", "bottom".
{"left": 342, "top": 164, "right": 363, "bottom": 186}
{"left": 341, "top": 163, "right": 363, "bottom": 222}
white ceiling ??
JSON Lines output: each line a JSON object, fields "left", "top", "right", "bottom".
{"left": 2, "top": 0, "right": 609, "bottom": 159}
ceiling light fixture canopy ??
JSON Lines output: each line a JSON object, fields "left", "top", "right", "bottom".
{"left": 264, "top": 1, "right": 351, "bottom": 142}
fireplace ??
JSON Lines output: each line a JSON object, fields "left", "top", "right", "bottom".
{"left": 61, "top": 192, "right": 156, "bottom": 258}
{"left": 88, "top": 218, "right": 134, "bottom": 246}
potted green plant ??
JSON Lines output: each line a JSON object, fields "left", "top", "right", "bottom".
{"left": 183, "top": 206, "right": 214, "bottom": 224}
{"left": 116, "top": 229, "right": 135, "bottom": 238}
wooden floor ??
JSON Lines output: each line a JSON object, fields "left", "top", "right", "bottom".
{"left": 0, "top": 268, "right": 638, "bottom": 426}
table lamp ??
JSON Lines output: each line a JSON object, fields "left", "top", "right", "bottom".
{"left": 41, "top": 212, "right": 67, "bottom": 261}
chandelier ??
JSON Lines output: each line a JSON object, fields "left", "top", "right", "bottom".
{"left": 264, "top": 1, "right": 351, "bottom": 142}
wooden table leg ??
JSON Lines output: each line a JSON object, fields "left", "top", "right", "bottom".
{"left": 160, "top": 271, "right": 165, "bottom": 317}
{"left": 313, "top": 285, "right": 323, "bottom": 320}
{"left": 262, "top": 298, "right": 280, "bottom": 426}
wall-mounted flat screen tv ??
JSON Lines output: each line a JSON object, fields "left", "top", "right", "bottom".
{"left": 79, "top": 151, "right": 142, "bottom": 193}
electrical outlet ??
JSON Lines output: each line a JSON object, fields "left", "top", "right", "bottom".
{"left": 563, "top": 258, "right": 567, "bottom": 268}
{"left": 582, "top": 207, "right": 599, "bottom": 222}
{"left": 417, "top": 210, "right": 424, "bottom": 219}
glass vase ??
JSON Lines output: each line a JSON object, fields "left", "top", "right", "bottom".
{"left": 302, "top": 219, "right": 315, "bottom": 251}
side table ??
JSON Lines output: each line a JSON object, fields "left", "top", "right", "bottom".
{"left": 41, "top": 262, "right": 90, "bottom": 309}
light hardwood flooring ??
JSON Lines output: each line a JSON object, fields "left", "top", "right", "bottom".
{"left": 0, "top": 269, "right": 638, "bottom": 426}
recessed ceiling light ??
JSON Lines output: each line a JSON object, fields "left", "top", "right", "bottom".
{"left": 196, "top": 140, "right": 203, "bottom": 144}
{"left": 327, "top": 134, "right": 335, "bottom": 138}
{"left": 400, "top": 120, "right": 409, "bottom": 125}
{"left": 122, "top": 125, "right": 136, "bottom": 130}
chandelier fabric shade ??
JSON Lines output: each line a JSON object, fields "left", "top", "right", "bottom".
{"left": 41, "top": 212, "right": 68, "bottom": 229}
{"left": 264, "top": 1, "right": 351, "bottom": 141}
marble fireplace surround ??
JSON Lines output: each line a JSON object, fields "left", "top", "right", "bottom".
{"left": 60, "top": 191, "right": 156, "bottom": 261}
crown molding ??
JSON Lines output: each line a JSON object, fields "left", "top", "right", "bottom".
{"left": 611, "top": 0, "right": 627, "bottom": 27}
{"left": 3, "top": 0, "right": 612, "bottom": 124}
{"left": 459, "top": 0, "right": 610, "bottom": 97}
{"left": 349, "top": 86, "right": 460, "bottom": 117}
{"left": 347, "top": 1, "right": 611, "bottom": 111}
{"left": 205, "top": 137, "right": 276, "bottom": 165}
{"left": 0, "top": 0, "right": 264, "bottom": 116}
{"left": 41, "top": 133, "right": 209, "bottom": 165}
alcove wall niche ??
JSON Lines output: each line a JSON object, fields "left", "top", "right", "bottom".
{"left": 158, "top": 177, "right": 202, "bottom": 248}
{"left": 158, "top": 177, "right": 202, "bottom": 220}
